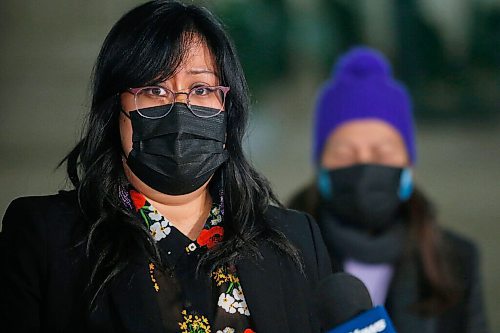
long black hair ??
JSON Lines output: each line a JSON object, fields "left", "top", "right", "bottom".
{"left": 63, "top": 0, "right": 301, "bottom": 309}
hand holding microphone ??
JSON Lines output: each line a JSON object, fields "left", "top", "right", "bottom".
{"left": 314, "top": 272, "right": 397, "bottom": 333}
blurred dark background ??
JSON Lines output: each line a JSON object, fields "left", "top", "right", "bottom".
{"left": 0, "top": 0, "right": 498, "bottom": 329}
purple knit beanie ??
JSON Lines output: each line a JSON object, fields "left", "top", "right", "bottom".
{"left": 313, "top": 47, "right": 416, "bottom": 164}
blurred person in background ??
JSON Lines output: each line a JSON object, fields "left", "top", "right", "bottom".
{"left": 288, "top": 47, "right": 489, "bottom": 333}
{"left": 0, "top": 1, "right": 331, "bottom": 332}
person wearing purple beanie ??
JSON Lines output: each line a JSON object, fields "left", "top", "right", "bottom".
{"left": 288, "top": 47, "right": 490, "bottom": 333}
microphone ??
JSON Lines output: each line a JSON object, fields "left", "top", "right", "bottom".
{"left": 314, "top": 272, "right": 397, "bottom": 333}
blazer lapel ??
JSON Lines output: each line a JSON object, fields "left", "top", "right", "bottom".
{"left": 237, "top": 241, "right": 290, "bottom": 332}
{"left": 110, "top": 262, "right": 167, "bottom": 333}
{"left": 88, "top": 259, "right": 167, "bottom": 333}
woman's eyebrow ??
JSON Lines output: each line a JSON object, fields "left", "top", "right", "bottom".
{"left": 376, "top": 138, "right": 399, "bottom": 146}
{"left": 330, "top": 140, "right": 354, "bottom": 148}
{"left": 187, "top": 68, "right": 218, "bottom": 76}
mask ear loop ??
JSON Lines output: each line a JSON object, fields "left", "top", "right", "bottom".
{"left": 219, "top": 168, "right": 225, "bottom": 218}
{"left": 121, "top": 109, "right": 131, "bottom": 119}
{"left": 119, "top": 108, "right": 132, "bottom": 161}
{"left": 398, "top": 168, "right": 413, "bottom": 201}
{"left": 317, "top": 168, "right": 333, "bottom": 200}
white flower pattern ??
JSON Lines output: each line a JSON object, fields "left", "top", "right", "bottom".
{"left": 210, "top": 214, "right": 222, "bottom": 226}
{"left": 233, "top": 287, "right": 250, "bottom": 315}
{"left": 218, "top": 293, "right": 236, "bottom": 313}
{"left": 148, "top": 206, "right": 163, "bottom": 221}
{"left": 237, "top": 301, "right": 250, "bottom": 316}
{"left": 217, "top": 285, "right": 251, "bottom": 316}
{"left": 211, "top": 207, "right": 220, "bottom": 216}
{"left": 149, "top": 220, "right": 171, "bottom": 241}
{"left": 232, "top": 287, "right": 244, "bottom": 301}
{"left": 216, "top": 328, "right": 235, "bottom": 333}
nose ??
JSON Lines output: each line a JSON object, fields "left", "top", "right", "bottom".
{"left": 173, "top": 92, "right": 189, "bottom": 104}
{"left": 356, "top": 148, "right": 375, "bottom": 164}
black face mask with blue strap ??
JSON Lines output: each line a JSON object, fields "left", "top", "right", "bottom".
{"left": 123, "top": 103, "right": 228, "bottom": 195}
{"left": 318, "top": 164, "right": 413, "bottom": 231}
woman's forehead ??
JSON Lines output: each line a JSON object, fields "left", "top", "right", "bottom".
{"left": 176, "top": 38, "right": 218, "bottom": 75}
{"left": 329, "top": 119, "right": 405, "bottom": 146}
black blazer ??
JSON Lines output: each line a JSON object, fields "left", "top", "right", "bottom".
{"left": 0, "top": 191, "right": 332, "bottom": 333}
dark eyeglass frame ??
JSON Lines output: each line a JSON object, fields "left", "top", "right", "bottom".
{"left": 126, "top": 85, "right": 230, "bottom": 119}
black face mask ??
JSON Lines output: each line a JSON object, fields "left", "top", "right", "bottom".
{"left": 319, "top": 164, "right": 409, "bottom": 231}
{"left": 123, "top": 103, "right": 228, "bottom": 195}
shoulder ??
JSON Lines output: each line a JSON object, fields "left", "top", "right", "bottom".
{"left": 263, "top": 205, "right": 332, "bottom": 278}
{"left": 1, "top": 190, "right": 84, "bottom": 248}
{"left": 440, "top": 228, "right": 480, "bottom": 264}
{"left": 264, "top": 204, "right": 310, "bottom": 226}
{"left": 0, "top": 191, "right": 89, "bottom": 329}
{"left": 439, "top": 228, "right": 482, "bottom": 289}
{"left": 264, "top": 205, "right": 316, "bottom": 242}
{"left": 438, "top": 229, "right": 490, "bottom": 331}
{"left": 4, "top": 190, "right": 80, "bottom": 217}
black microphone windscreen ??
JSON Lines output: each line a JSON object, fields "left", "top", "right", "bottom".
{"left": 314, "top": 272, "right": 373, "bottom": 329}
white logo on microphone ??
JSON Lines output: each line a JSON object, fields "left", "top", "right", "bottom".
{"left": 349, "top": 319, "right": 387, "bottom": 333}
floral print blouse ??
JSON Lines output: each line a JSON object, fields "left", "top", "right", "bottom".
{"left": 127, "top": 188, "right": 255, "bottom": 333}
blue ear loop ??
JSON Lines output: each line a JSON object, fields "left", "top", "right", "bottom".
{"left": 317, "top": 168, "right": 333, "bottom": 200}
{"left": 317, "top": 167, "right": 413, "bottom": 201}
{"left": 398, "top": 168, "right": 413, "bottom": 201}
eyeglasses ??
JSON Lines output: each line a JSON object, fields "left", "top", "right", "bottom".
{"left": 127, "top": 85, "right": 230, "bottom": 119}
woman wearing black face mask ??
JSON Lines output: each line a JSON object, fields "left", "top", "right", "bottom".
{"left": 288, "top": 47, "right": 490, "bottom": 333}
{"left": 0, "top": 1, "right": 331, "bottom": 332}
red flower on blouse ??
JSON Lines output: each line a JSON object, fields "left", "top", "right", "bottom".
{"left": 130, "top": 189, "right": 146, "bottom": 211}
{"left": 244, "top": 329, "right": 256, "bottom": 333}
{"left": 197, "top": 226, "right": 224, "bottom": 249}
